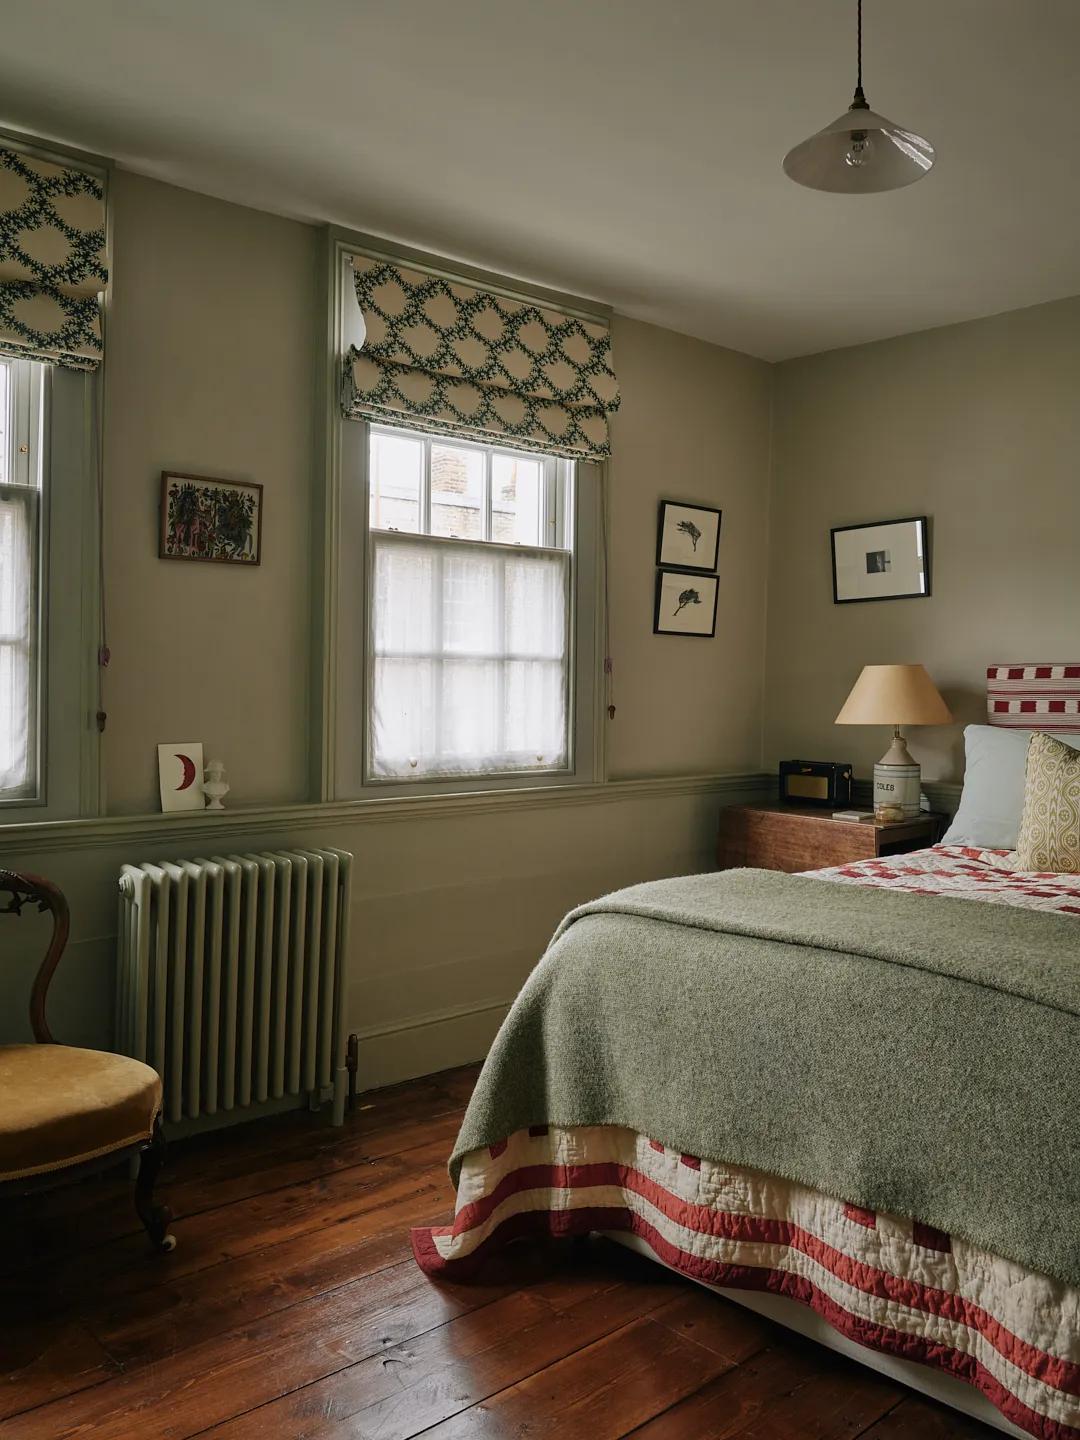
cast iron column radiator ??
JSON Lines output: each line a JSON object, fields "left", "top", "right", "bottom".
{"left": 116, "top": 848, "right": 353, "bottom": 1127}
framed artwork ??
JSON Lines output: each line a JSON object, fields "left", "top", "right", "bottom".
{"left": 158, "top": 742, "right": 204, "bottom": 812}
{"left": 656, "top": 501, "right": 721, "bottom": 573}
{"left": 653, "top": 568, "right": 718, "bottom": 637}
{"left": 831, "top": 515, "right": 930, "bottom": 604}
{"left": 160, "top": 472, "right": 263, "bottom": 565}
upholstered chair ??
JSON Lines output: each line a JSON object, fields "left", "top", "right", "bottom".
{"left": 0, "top": 869, "right": 176, "bottom": 1252}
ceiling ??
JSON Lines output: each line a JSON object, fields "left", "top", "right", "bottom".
{"left": 3, "top": 0, "right": 1079, "bottom": 360}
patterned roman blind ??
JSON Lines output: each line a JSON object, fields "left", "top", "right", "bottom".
{"left": 0, "top": 147, "right": 107, "bottom": 371}
{"left": 342, "top": 255, "right": 619, "bottom": 460}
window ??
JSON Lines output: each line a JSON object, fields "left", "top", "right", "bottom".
{"left": 367, "top": 427, "right": 574, "bottom": 782}
{"left": 0, "top": 359, "right": 43, "bottom": 803}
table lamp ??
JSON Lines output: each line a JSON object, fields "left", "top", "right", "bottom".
{"left": 835, "top": 664, "right": 952, "bottom": 821}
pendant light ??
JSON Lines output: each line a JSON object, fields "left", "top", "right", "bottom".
{"left": 783, "top": 0, "right": 934, "bottom": 194}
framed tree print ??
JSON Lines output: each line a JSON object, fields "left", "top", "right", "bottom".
{"left": 656, "top": 501, "right": 721, "bottom": 573}
{"left": 160, "top": 472, "right": 263, "bottom": 565}
{"left": 653, "top": 568, "right": 718, "bottom": 637}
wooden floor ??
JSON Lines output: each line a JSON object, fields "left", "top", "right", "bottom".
{"left": 1, "top": 1064, "right": 998, "bottom": 1439}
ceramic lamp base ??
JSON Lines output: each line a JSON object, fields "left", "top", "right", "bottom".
{"left": 873, "top": 761, "right": 921, "bottom": 821}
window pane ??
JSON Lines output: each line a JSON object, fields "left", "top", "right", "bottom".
{"left": 491, "top": 454, "right": 541, "bottom": 546}
{"left": 369, "top": 533, "right": 569, "bottom": 779}
{"left": 430, "top": 443, "right": 483, "bottom": 540}
{"left": 505, "top": 553, "right": 566, "bottom": 656}
{"left": 370, "top": 432, "right": 422, "bottom": 533}
{"left": 443, "top": 550, "right": 497, "bottom": 653}
{"left": 0, "top": 489, "right": 35, "bottom": 794}
{"left": 372, "top": 537, "right": 435, "bottom": 653}
{"left": 0, "top": 364, "right": 9, "bottom": 485}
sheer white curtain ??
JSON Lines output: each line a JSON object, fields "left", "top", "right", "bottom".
{"left": 0, "top": 485, "right": 37, "bottom": 797}
{"left": 370, "top": 532, "right": 570, "bottom": 779}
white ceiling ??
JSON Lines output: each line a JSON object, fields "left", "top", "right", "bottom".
{"left": 3, "top": 0, "right": 1079, "bottom": 360}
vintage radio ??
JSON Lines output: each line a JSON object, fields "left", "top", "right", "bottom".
{"left": 778, "top": 759, "right": 853, "bottom": 808}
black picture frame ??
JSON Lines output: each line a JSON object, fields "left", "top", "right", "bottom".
{"left": 830, "top": 515, "right": 930, "bottom": 605}
{"left": 653, "top": 568, "right": 718, "bottom": 637}
{"left": 656, "top": 500, "right": 721, "bottom": 573}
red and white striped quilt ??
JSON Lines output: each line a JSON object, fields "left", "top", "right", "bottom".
{"left": 414, "top": 848, "right": 1080, "bottom": 1440}
{"left": 809, "top": 842, "right": 1080, "bottom": 914}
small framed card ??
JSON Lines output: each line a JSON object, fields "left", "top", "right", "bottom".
{"left": 656, "top": 501, "right": 721, "bottom": 573}
{"left": 831, "top": 516, "right": 930, "bottom": 604}
{"left": 158, "top": 742, "right": 204, "bottom": 812}
{"left": 653, "top": 569, "right": 718, "bottom": 637}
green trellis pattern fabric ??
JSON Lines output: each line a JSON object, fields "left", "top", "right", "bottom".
{"left": 1016, "top": 731, "right": 1080, "bottom": 873}
{"left": 342, "top": 256, "right": 619, "bottom": 460}
{"left": 0, "top": 148, "right": 107, "bottom": 370}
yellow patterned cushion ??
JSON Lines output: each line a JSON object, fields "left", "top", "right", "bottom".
{"left": 1016, "top": 732, "right": 1080, "bottom": 873}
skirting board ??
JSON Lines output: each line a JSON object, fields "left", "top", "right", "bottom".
{"left": 155, "top": 999, "right": 509, "bottom": 1137}
{"left": 606, "top": 1233, "right": 1026, "bottom": 1438}
{"left": 355, "top": 999, "right": 511, "bottom": 1091}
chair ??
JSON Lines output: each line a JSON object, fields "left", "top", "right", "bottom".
{"left": 0, "top": 869, "right": 175, "bottom": 1252}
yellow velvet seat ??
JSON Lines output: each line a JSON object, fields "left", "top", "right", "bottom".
{"left": 0, "top": 1043, "right": 162, "bottom": 1181}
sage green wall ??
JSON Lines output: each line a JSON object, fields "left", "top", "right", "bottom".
{"left": 103, "top": 171, "right": 318, "bottom": 814}
{"left": 101, "top": 175, "right": 772, "bottom": 815}
{"left": 765, "top": 296, "right": 1080, "bottom": 785}
{"left": 0, "top": 779, "right": 766, "bottom": 1079}
{"left": 607, "top": 316, "right": 772, "bottom": 778}
{"left": 1, "top": 172, "right": 774, "bottom": 1089}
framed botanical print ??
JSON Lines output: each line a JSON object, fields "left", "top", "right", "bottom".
{"left": 831, "top": 516, "right": 930, "bottom": 604}
{"left": 160, "top": 472, "right": 263, "bottom": 565}
{"left": 656, "top": 501, "right": 721, "bottom": 573}
{"left": 653, "top": 568, "right": 718, "bottom": 637}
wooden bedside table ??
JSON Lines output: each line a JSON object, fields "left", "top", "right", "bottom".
{"left": 717, "top": 802, "right": 943, "bottom": 873}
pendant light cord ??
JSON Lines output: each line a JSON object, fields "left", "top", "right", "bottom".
{"left": 853, "top": 0, "right": 868, "bottom": 108}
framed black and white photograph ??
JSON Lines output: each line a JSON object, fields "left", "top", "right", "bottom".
{"left": 656, "top": 501, "right": 721, "bottom": 573}
{"left": 653, "top": 568, "right": 718, "bottom": 637}
{"left": 831, "top": 516, "right": 930, "bottom": 604}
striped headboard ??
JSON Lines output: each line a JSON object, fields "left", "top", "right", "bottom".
{"left": 987, "top": 664, "right": 1080, "bottom": 730}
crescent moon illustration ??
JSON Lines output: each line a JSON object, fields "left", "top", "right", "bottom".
{"left": 175, "top": 753, "right": 197, "bottom": 790}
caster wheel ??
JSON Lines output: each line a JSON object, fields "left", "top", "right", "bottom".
{"left": 158, "top": 1232, "right": 178, "bottom": 1254}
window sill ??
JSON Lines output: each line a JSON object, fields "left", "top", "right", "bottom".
{"left": 0, "top": 771, "right": 774, "bottom": 856}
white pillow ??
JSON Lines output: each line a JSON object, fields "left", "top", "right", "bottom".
{"left": 943, "top": 724, "right": 1080, "bottom": 850}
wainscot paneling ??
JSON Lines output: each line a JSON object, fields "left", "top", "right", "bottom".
{"left": 0, "top": 774, "right": 771, "bottom": 1111}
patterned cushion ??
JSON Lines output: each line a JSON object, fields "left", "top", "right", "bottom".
{"left": 1016, "top": 732, "right": 1080, "bottom": 873}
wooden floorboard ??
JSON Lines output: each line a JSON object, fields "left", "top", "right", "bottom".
{"left": 0, "top": 1063, "right": 1001, "bottom": 1439}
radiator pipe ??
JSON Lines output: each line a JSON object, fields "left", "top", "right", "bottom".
{"left": 346, "top": 1032, "right": 359, "bottom": 1112}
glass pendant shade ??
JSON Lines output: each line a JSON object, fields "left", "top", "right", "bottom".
{"left": 783, "top": 101, "right": 935, "bottom": 193}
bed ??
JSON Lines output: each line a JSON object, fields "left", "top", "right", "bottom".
{"left": 413, "top": 666, "right": 1080, "bottom": 1440}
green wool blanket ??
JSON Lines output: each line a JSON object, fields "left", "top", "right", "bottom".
{"left": 451, "top": 868, "right": 1080, "bottom": 1287}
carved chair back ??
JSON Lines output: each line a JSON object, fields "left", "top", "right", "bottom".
{"left": 0, "top": 869, "right": 70, "bottom": 1044}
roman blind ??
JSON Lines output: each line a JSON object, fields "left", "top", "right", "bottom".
{"left": 0, "top": 147, "right": 107, "bottom": 371}
{"left": 342, "top": 255, "right": 619, "bottom": 460}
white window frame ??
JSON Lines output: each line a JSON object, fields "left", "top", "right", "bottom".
{"left": 365, "top": 425, "right": 577, "bottom": 787}
{"left": 0, "top": 362, "right": 102, "bottom": 819}
{"left": 322, "top": 232, "right": 606, "bottom": 802}
{"left": 0, "top": 358, "right": 44, "bottom": 803}
{"left": 369, "top": 424, "right": 568, "bottom": 549}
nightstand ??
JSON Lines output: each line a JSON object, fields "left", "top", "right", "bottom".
{"left": 717, "top": 802, "right": 943, "bottom": 873}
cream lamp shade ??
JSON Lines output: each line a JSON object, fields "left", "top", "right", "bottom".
{"left": 835, "top": 664, "right": 952, "bottom": 728}
{"left": 836, "top": 664, "right": 952, "bottom": 820}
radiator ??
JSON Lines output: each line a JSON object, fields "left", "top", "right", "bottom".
{"left": 116, "top": 848, "right": 352, "bottom": 1127}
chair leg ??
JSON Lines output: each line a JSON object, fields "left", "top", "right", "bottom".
{"left": 134, "top": 1119, "right": 176, "bottom": 1253}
